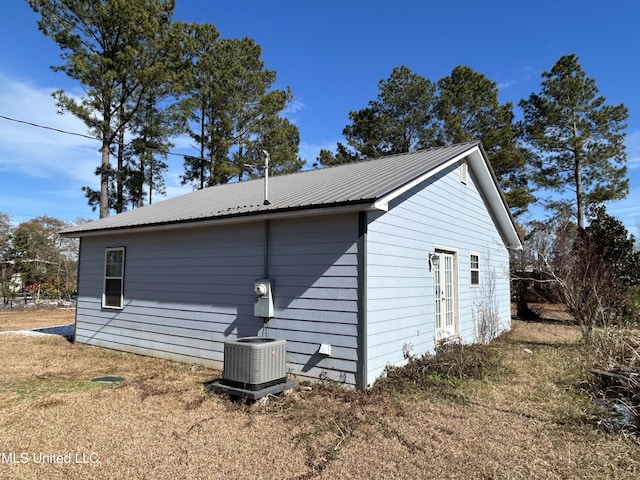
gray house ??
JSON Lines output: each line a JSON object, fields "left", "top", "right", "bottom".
{"left": 62, "top": 142, "right": 522, "bottom": 389}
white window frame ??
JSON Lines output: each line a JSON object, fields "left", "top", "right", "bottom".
{"left": 469, "top": 252, "right": 480, "bottom": 287}
{"left": 103, "top": 247, "right": 125, "bottom": 309}
{"left": 433, "top": 247, "right": 460, "bottom": 340}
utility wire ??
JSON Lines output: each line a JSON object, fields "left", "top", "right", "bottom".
{"left": 0, "top": 114, "right": 266, "bottom": 223}
{"left": 0, "top": 113, "right": 254, "bottom": 167}
{"left": 0, "top": 114, "right": 97, "bottom": 140}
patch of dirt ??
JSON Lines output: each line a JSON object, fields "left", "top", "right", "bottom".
{"left": 507, "top": 317, "right": 582, "bottom": 345}
{"left": 527, "top": 302, "right": 575, "bottom": 322}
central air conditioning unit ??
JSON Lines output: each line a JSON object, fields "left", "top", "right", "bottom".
{"left": 223, "top": 337, "right": 286, "bottom": 391}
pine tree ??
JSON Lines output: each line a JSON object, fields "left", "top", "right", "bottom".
{"left": 178, "top": 31, "right": 302, "bottom": 188}
{"left": 28, "top": 0, "right": 178, "bottom": 218}
{"left": 437, "top": 66, "right": 534, "bottom": 215}
{"left": 320, "top": 66, "right": 438, "bottom": 165}
{"left": 519, "top": 54, "right": 628, "bottom": 228}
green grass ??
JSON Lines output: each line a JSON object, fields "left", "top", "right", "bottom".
{"left": 0, "top": 374, "right": 117, "bottom": 408}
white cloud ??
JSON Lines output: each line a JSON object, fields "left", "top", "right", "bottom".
{"left": 285, "top": 98, "right": 305, "bottom": 115}
{"left": 170, "top": 133, "right": 198, "bottom": 153}
{"left": 606, "top": 182, "right": 640, "bottom": 233}
{"left": 0, "top": 74, "right": 207, "bottom": 214}
{"left": 298, "top": 140, "right": 339, "bottom": 166}
{"left": 626, "top": 130, "right": 640, "bottom": 170}
{"left": 0, "top": 73, "right": 98, "bottom": 184}
{"left": 162, "top": 171, "right": 193, "bottom": 200}
{"left": 497, "top": 80, "right": 515, "bottom": 89}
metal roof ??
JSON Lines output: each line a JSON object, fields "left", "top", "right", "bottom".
{"left": 60, "top": 141, "right": 522, "bottom": 248}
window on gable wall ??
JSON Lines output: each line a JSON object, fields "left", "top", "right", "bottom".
{"left": 470, "top": 253, "right": 480, "bottom": 286}
{"left": 103, "top": 247, "right": 125, "bottom": 309}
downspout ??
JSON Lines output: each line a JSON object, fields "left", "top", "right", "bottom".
{"left": 261, "top": 150, "right": 271, "bottom": 336}
{"left": 72, "top": 238, "right": 82, "bottom": 344}
{"left": 263, "top": 220, "right": 269, "bottom": 280}
{"left": 356, "top": 211, "right": 368, "bottom": 389}
{"left": 262, "top": 219, "right": 270, "bottom": 337}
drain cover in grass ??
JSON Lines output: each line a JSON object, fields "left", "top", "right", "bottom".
{"left": 91, "top": 376, "right": 124, "bottom": 383}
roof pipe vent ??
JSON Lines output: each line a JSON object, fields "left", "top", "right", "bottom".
{"left": 261, "top": 150, "right": 271, "bottom": 206}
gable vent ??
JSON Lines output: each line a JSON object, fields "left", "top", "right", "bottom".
{"left": 460, "top": 160, "right": 468, "bottom": 185}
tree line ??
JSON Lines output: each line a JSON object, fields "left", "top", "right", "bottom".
{"left": 0, "top": 214, "right": 79, "bottom": 305}
{"left": 319, "top": 58, "right": 628, "bottom": 226}
{"left": 319, "top": 57, "right": 638, "bottom": 336}
{"left": 28, "top": 1, "right": 629, "bottom": 228}
{"left": 25, "top": 1, "right": 638, "bottom": 330}
{"left": 28, "top": 0, "right": 303, "bottom": 219}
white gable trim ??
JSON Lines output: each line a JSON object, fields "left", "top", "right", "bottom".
{"left": 375, "top": 144, "right": 522, "bottom": 250}
{"left": 466, "top": 147, "right": 522, "bottom": 250}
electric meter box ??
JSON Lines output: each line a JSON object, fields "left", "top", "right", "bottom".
{"left": 254, "top": 279, "right": 274, "bottom": 318}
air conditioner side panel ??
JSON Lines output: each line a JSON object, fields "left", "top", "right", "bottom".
{"left": 223, "top": 338, "right": 286, "bottom": 388}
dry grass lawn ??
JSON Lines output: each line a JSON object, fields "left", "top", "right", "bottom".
{"left": 0, "top": 308, "right": 638, "bottom": 479}
{"left": 0, "top": 307, "right": 75, "bottom": 332}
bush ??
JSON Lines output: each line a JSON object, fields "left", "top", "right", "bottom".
{"left": 374, "top": 340, "right": 503, "bottom": 393}
{"left": 589, "top": 328, "right": 640, "bottom": 372}
{"left": 539, "top": 207, "right": 640, "bottom": 337}
{"left": 586, "top": 328, "right": 640, "bottom": 435}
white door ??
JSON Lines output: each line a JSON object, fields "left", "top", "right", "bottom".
{"left": 434, "top": 251, "right": 457, "bottom": 339}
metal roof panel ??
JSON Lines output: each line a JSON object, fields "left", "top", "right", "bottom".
{"left": 62, "top": 142, "right": 483, "bottom": 235}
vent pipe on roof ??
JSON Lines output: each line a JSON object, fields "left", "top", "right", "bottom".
{"left": 262, "top": 150, "right": 271, "bottom": 206}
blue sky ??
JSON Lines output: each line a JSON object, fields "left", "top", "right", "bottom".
{"left": 1, "top": 0, "right": 638, "bottom": 234}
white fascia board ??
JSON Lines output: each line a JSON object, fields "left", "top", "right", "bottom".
{"left": 467, "top": 148, "right": 523, "bottom": 250}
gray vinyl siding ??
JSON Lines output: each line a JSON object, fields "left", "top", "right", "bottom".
{"left": 264, "top": 214, "right": 360, "bottom": 386}
{"left": 365, "top": 162, "right": 511, "bottom": 386}
{"left": 75, "top": 213, "right": 361, "bottom": 386}
{"left": 75, "top": 223, "right": 265, "bottom": 368}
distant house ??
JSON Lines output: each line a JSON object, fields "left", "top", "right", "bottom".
{"left": 61, "top": 142, "right": 522, "bottom": 389}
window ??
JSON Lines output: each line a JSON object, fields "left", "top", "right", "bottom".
{"left": 470, "top": 253, "right": 480, "bottom": 286}
{"left": 103, "top": 247, "right": 125, "bottom": 309}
